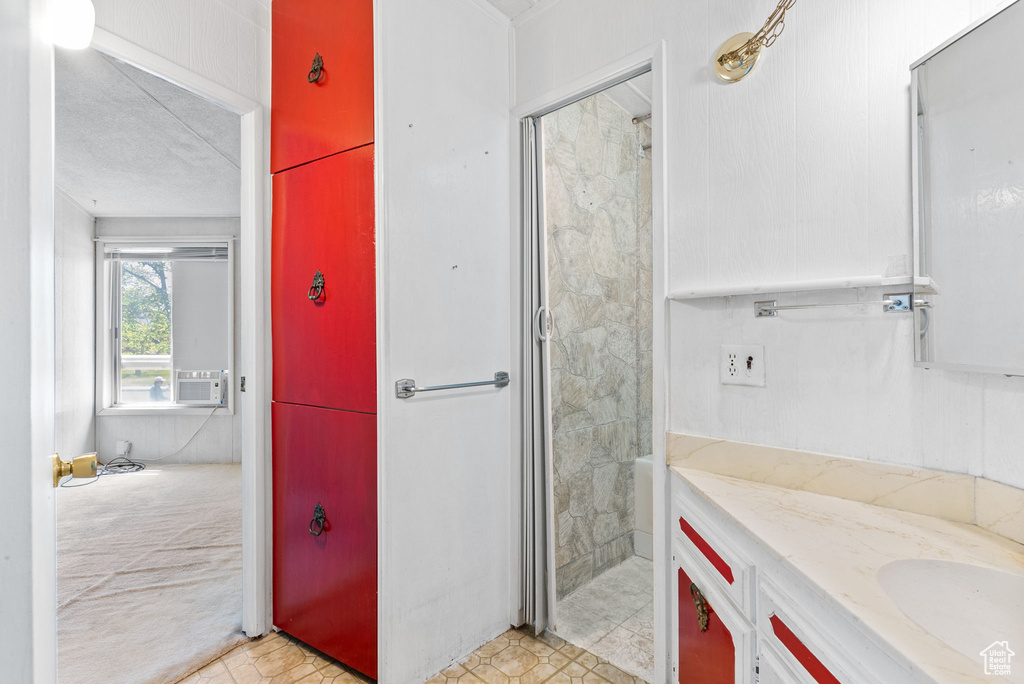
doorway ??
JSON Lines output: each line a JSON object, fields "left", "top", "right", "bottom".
{"left": 524, "top": 70, "right": 657, "bottom": 682}
{"left": 51, "top": 34, "right": 268, "bottom": 682}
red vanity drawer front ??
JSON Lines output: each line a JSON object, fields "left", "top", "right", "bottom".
{"left": 273, "top": 402, "right": 377, "bottom": 679}
{"left": 679, "top": 516, "right": 734, "bottom": 584}
{"left": 271, "top": 0, "right": 373, "bottom": 173}
{"left": 769, "top": 615, "right": 841, "bottom": 684}
{"left": 272, "top": 145, "right": 376, "bottom": 413}
{"left": 679, "top": 567, "right": 735, "bottom": 684}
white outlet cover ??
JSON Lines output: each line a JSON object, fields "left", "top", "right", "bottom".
{"left": 720, "top": 345, "right": 766, "bottom": 387}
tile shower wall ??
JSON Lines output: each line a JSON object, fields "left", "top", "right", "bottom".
{"left": 543, "top": 92, "right": 653, "bottom": 598}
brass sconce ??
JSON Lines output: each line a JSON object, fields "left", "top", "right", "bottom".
{"left": 714, "top": 0, "right": 797, "bottom": 83}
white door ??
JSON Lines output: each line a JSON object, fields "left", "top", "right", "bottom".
{"left": 1, "top": 2, "right": 59, "bottom": 680}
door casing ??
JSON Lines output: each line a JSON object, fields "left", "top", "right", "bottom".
{"left": 509, "top": 41, "right": 672, "bottom": 683}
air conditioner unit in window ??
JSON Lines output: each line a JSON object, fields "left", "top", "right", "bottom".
{"left": 175, "top": 370, "right": 228, "bottom": 406}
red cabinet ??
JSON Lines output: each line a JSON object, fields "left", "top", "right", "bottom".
{"left": 272, "top": 144, "right": 377, "bottom": 414}
{"left": 271, "top": 0, "right": 374, "bottom": 173}
{"left": 272, "top": 402, "right": 377, "bottom": 679}
{"left": 272, "top": 0, "right": 376, "bottom": 675}
{"left": 678, "top": 567, "right": 735, "bottom": 684}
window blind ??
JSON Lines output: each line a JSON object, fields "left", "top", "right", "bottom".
{"left": 103, "top": 244, "right": 229, "bottom": 262}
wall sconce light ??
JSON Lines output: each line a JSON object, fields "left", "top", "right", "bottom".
{"left": 713, "top": 0, "right": 796, "bottom": 83}
{"left": 50, "top": 0, "right": 96, "bottom": 50}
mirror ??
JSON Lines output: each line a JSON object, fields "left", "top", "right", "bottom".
{"left": 912, "top": 0, "right": 1024, "bottom": 376}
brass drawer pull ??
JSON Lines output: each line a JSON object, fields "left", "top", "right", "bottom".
{"left": 308, "top": 52, "right": 324, "bottom": 83}
{"left": 309, "top": 502, "right": 326, "bottom": 536}
{"left": 307, "top": 270, "right": 325, "bottom": 301}
{"left": 690, "top": 582, "right": 710, "bottom": 632}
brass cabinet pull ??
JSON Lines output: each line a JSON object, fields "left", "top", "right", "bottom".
{"left": 690, "top": 582, "right": 710, "bottom": 632}
{"left": 307, "top": 270, "right": 325, "bottom": 301}
{"left": 307, "top": 52, "right": 324, "bottom": 83}
{"left": 309, "top": 502, "right": 326, "bottom": 536}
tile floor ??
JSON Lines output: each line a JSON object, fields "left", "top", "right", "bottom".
{"left": 175, "top": 557, "right": 653, "bottom": 684}
{"left": 176, "top": 625, "right": 647, "bottom": 684}
{"left": 174, "top": 630, "right": 374, "bottom": 684}
{"left": 423, "top": 628, "right": 647, "bottom": 684}
{"left": 553, "top": 556, "right": 654, "bottom": 682}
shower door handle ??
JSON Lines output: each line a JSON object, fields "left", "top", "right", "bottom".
{"left": 533, "top": 306, "right": 549, "bottom": 343}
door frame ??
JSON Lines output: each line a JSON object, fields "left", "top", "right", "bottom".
{"left": 30, "top": 25, "right": 271, "bottom": 672}
{"left": 509, "top": 40, "right": 671, "bottom": 683}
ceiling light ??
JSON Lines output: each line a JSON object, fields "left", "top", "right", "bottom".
{"left": 50, "top": 0, "right": 96, "bottom": 50}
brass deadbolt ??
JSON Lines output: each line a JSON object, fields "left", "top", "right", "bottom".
{"left": 52, "top": 452, "right": 98, "bottom": 487}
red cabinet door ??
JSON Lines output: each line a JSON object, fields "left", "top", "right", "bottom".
{"left": 272, "top": 144, "right": 376, "bottom": 413}
{"left": 271, "top": 0, "right": 373, "bottom": 173}
{"left": 273, "top": 402, "right": 377, "bottom": 678}
{"left": 679, "top": 567, "right": 735, "bottom": 684}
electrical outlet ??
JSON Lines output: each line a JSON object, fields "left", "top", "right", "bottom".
{"left": 720, "top": 345, "right": 765, "bottom": 387}
{"left": 116, "top": 440, "right": 132, "bottom": 456}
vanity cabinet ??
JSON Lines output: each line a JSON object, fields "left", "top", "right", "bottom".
{"left": 672, "top": 499, "right": 755, "bottom": 683}
{"left": 671, "top": 475, "right": 868, "bottom": 684}
{"left": 676, "top": 560, "right": 755, "bottom": 684}
{"left": 270, "top": 0, "right": 374, "bottom": 173}
{"left": 271, "top": 0, "right": 377, "bottom": 677}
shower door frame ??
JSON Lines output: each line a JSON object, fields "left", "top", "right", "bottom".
{"left": 511, "top": 41, "right": 672, "bottom": 684}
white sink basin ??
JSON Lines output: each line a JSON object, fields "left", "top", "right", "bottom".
{"left": 878, "top": 559, "right": 1024, "bottom": 681}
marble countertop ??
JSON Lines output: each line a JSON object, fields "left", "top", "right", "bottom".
{"left": 670, "top": 465, "right": 1024, "bottom": 683}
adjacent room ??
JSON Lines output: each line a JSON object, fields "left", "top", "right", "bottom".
{"left": 53, "top": 45, "right": 246, "bottom": 684}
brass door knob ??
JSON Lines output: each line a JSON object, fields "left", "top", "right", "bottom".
{"left": 52, "top": 452, "right": 97, "bottom": 488}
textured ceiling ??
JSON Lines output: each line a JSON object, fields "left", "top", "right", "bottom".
{"left": 55, "top": 47, "right": 241, "bottom": 217}
{"left": 483, "top": 0, "right": 540, "bottom": 19}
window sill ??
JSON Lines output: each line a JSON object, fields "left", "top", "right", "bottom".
{"left": 97, "top": 406, "right": 234, "bottom": 417}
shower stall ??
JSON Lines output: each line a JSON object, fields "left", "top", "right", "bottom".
{"left": 536, "top": 74, "right": 655, "bottom": 680}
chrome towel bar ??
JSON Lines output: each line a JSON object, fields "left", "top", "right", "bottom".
{"left": 395, "top": 372, "right": 510, "bottom": 399}
{"left": 754, "top": 293, "right": 930, "bottom": 318}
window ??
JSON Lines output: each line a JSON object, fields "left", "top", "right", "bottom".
{"left": 98, "top": 240, "right": 233, "bottom": 411}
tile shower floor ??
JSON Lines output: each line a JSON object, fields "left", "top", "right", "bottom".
{"left": 553, "top": 556, "right": 655, "bottom": 682}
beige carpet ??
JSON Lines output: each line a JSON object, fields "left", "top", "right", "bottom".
{"left": 57, "top": 464, "right": 246, "bottom": 684}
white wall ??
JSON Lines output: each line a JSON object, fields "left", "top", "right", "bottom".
{"left": 96, "top": 217, "right": 241, "bottom": 464}
{"left": 512, "top": 0, "right": 1024, "bottom": 491}
{"left": 376, "top": 0, "right": 513, "bottom": 681}
{"left": 55, "top": 189, "right": 96, "bottom": 460}
{"left": 512, "top": 0, "right": 652, "bottom": 106}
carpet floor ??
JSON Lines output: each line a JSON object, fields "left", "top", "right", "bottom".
{"left": 57, "top": 463, "right": 246, "bottom": 684}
